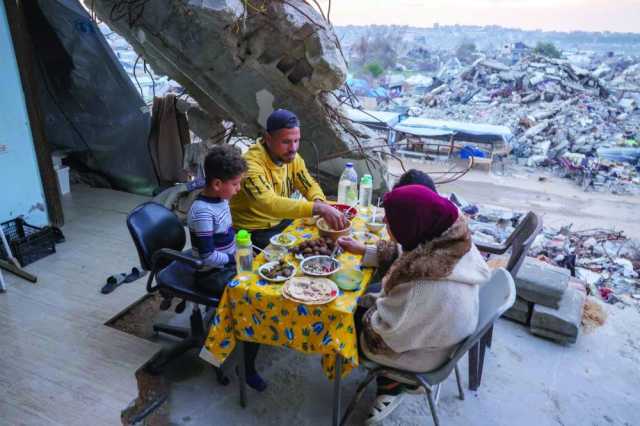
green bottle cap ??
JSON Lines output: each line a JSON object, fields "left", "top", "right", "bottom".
{"left": 360, "top": 174, "right": 373, "bottom": 185}
{"left": 236, "top": 229, "right": 252, "bottom": 246}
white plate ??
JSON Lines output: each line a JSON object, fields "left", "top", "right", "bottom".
{"left": 300, "top": 255, "right": 341, "bottom": 277}
{"left": 258, "top": 261, "right": 296, "bottom": 282}
{"left": 282, "top": 277, "right": 339, "bottom": 305}
{"left": 270, "top": 233, "right": 297, "bottom": 248}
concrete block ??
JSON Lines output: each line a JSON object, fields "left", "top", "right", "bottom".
{"left": 515, "top": 257, "right": 570, "bottom": 308}
{"left": 530, "top": 285, "right": 586, "bottom": 344}
{"left": 502, "top": 297, "right": 532, "bottom": 325}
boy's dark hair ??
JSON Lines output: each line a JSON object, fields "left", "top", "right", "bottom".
{"left": 393, "top": 169, "right": 437, "bottom": 193}
{"left": 204, "top": 144, "right": 247, "bottom": 184}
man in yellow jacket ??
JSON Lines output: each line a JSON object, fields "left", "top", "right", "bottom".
{"left": 231, "top": 109, "right": 347, "bottom": 249}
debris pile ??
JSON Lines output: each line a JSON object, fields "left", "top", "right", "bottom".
{"left": 464, "top": 201, "right": 640, "bottom": 307}
{"left": 530, "top": 227, "right": 640, "bottom": 306}
{"left": 390, "top": 52, "right": 640, "bottom": 193}
{"left": 452, "top": 197, "right": 639, "bottom": 342}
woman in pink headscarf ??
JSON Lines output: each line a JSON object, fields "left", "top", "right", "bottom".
{"left": 338, "top": 185, "right": 490, "bottom": 424}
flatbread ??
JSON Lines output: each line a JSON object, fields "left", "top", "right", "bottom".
{"left": 282, "top": 277, "right": 338, "bottom": 305}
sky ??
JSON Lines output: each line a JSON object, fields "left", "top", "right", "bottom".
{"left": 316, "top": 0, "right": 640, "bottom": 33}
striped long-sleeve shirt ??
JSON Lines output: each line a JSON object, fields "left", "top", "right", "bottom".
{"left": 187, "top": 195, "right": 235, "bottom": 270}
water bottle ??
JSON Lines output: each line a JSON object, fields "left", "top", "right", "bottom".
{"left": 337, "top": 162, "right": 358, "bottom": 205}
{"left": 235, "top": 229, "right": 254, "bottom": 273}
{"left": 358, "top": 174, "right": 373, "bottom": 212}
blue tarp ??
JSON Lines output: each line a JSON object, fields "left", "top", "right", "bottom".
{"left": 394, "top": 117, "right": 513, "bottom": 146}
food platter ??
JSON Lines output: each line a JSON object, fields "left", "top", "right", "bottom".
{"left": 282, "top": 277, "right": 338, "bottom": 305}
{"left": 300, "top": 255, "right": 341, "bottom": 277}
{"left": 269, "top": 233, "right": 296, "bottom": 248}
{"left": 290, "top": 237, "right": 342, "bottom": 259}
{"left": 258, "top": 260, "right": 296, "bottom": 282}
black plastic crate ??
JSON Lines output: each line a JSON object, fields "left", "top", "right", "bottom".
{"left": 0, "top": 218, "right": 56, "bottom": 266}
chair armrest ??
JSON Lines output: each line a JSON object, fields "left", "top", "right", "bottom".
{"left": 152, "top": 248, "right": 204, "bottom": 270}
{"left": 475, "top": 241, "right": 508, "bottom": 255}
{"left": 146, "top": 249, "right": 204, "bottom": 293}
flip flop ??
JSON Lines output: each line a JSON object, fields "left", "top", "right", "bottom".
{"left": 123, "top": 266, "right": 147, "bottom": 283}
{"left": 364, "top": 393, "right": 406, "bottom": 425}
{"left": 101, "top": 273, "right": 128, "bottom": 294}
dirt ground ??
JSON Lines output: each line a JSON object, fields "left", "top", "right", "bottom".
{"left": 389, "top": 158, "right": 640, "bottom": 239}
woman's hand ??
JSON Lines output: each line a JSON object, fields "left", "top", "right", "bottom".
{"left": 337, "top": 236, "right": 366, "bottom": 255}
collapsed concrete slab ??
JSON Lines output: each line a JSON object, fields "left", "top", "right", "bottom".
{"left": 515, "top": 257, "right": 570, "bottom": 308}
{"left": 503, "top": 297, "right": 532, "bottom": 325}
{"left": 85, "top": 0, "right": 384, "bottom": 192}
{"left": 530, "top": 281, "right": 586, "bottom": 344}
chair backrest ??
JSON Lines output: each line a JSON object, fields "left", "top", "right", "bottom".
{"left": 126, "top": 202, "right": 186, "bottom": 271}
{"left": 428, "top": 269, "right": 516, "bottom": 383}
{"left": 506, "top": 212, "right": 542, "bottom": 276}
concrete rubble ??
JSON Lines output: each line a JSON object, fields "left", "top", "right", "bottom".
{"left": 450, "top": 195, "right": 640, "bottom": 343}
{"left": 378, "top": 50, "right": 640, "bottom": 194}
{"left": 86, "top": 0, "right": 386, "bottom": 193}
{"left": 514, "top": 257, "right": 569, "bottom": 309}
{"left": 530, "top": 280, "right": 586, "bottom": 344}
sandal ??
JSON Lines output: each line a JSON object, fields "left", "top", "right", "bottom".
{"left": 123, "top": 266, "right": 147, "bottom": 283}
{"left": 364, "top": 393, "right": 406, "bottom": 425}
{"left": 101, "top": 273, "right": 127, "bottom": 294}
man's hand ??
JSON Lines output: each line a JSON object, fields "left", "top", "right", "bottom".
{"left": 313, "top": 201, "right": 348, "bottom": 231}
{"left": 337, "top": 236, "right": 366, "bottom": 255}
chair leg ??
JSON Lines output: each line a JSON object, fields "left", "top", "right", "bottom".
{"left": 454, "top": 364, "right": 465, "bottom": 400}
{"left": 477, "top": 334, "right": 490, "bottom": 389}
{"left": 340, "top": 370, "right": 378, "bottom": 426}
{"left": 484, "top": 325, "right": 494, "bottom": 348}
{"left": 468, "top": 342, "right": 480, "bottom": 391}
{"left": 425, "top": 389, "right": 440, "bottom": 426}
{"left": 433, "top": 383, "right": 442, "bottom": 405}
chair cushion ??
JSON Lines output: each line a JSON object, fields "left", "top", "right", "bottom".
{"left": 157, "top": 260, "right": 220, "bottom": 307}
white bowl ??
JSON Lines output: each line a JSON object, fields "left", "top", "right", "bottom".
{"left": 270, "top": 233, "right": 297, "bottom": 248}
{"left": 365, "top": 222, "right": 385, "bottom": 234}
{"left": 263, "top": 245, "right": 288, "bottom": 262}
{"left": 300, "top": 255, "right": 341, "bottom": 277}
{"left": 258, "top": 261, "right": 296, "bottom": 282}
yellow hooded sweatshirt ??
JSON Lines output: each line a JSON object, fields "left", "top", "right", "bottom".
{"left": 230, "top": 141, "right": 325, "bottom": 230}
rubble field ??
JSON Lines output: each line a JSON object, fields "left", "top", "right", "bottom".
{"left": 385, "top": 52, "right": 640, "bottom": 194}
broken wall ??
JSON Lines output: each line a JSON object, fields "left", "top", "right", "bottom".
{"left": 85, "top": 0, "right": 383, "bottom": 193}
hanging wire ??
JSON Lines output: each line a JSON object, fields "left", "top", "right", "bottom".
{"left": 132, "top": 54, "right": 144, "bottom": 98}
{"left": 143, "top": 59, "right": 156, "bottom": 99}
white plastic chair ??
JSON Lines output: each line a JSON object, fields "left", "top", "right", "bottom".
{"left": 341, "top": 268, "right": 516, "bottom": 425}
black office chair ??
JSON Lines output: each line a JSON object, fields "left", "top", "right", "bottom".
{"left": 126, "top": 201, "right": 228, "bottom": 384}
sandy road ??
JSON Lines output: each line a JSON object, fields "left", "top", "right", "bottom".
{"left": 389, "top": 158, "right": 640, "bottom": 239}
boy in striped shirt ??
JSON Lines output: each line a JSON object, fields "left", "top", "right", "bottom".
{"left": 188, "top": 145, "right": 267, "bottom": 392}
{"left": 188, "top": 144, "right": 246, "bottom": 295}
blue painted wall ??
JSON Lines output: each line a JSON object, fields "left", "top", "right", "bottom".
{"left": 0, "top": 2, "right": 48, "bottom": 226}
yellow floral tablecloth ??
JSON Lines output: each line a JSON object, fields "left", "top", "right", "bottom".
{"left": 201, "top": 217, "right": 380, "bottom": 379}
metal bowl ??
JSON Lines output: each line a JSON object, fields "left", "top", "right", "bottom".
{"left": 300, "top": 255, "right": 341, "bottom": 277}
